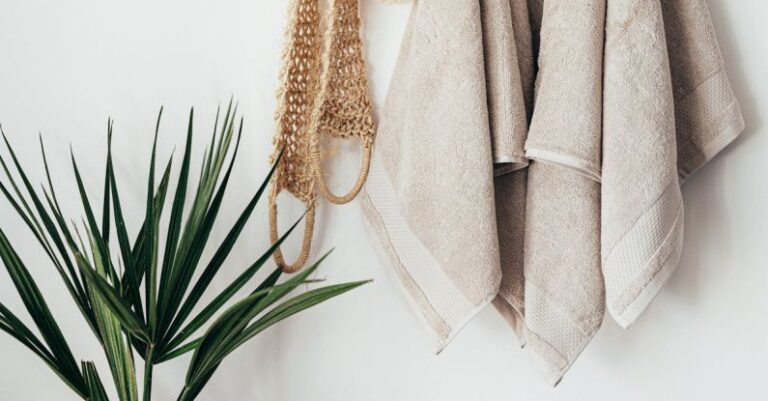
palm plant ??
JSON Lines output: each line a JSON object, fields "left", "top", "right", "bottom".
{"left": 0, "top": 102, "right": 367, "bottom": 401}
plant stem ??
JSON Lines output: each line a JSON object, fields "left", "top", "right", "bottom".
{"left": 143, "top": 347, "right": 154, "bottom": 401}
{"left": 177, "top": 386, "right": 191, "bottom": 401}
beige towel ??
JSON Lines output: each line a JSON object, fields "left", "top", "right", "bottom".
{"left": 524, "top": 0, "right": 605, "bottom": 182}
{"left": 485, "top": 0, "right": 535, "bottom": 341}
{"left": 365, "top": 0, "right": 743, "bottom": 383}
{"left": 522, "top": 161, "right": 603, "bottom": 385}
{"left": 601, "top": 0, "right": 744, "bottom": 329}
{"left": 516, "top": 0, "right": 607, "bottom": 383}
{"left": 360, "top": 0, "right": 501, "bottom": 350}
{"left": 480, "top": 0, "right": 531, "bottom": 174}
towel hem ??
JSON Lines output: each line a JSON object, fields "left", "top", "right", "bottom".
{"left": 436, "top": 294, "right": 496, "bottom": 354}
{"left": 522, "top": 281, "right": 600, "bottom": 386}
{"left": 679, "top": 100, "right": 744, "bottom": 182}
{"left": 610, "top": 205, "right": 684, "bottom": 328}
{"left": 360, "top": 155, "right": 498, "bottom": 352}
{"left": 604, "top": 180, "right": 684, "bottom": 328}
{"left": 524, "top": 147, "right": 602, "bottom": 182}
{"left": 493, "top": 156, "right": 530, "bottom": 177}
{"left": 525, "top": 336, "right": 569, "bottom": 387}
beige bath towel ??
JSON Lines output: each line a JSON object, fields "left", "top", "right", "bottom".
{"left": 517, "top": 0, "right": 607, "bottom": 383}
{"left": 522, "top": 161, "right": 603, "bottom": 385}
{"left": 484, "top": 0, "right": 535, "bottom": 341}
{"left": 364, "top": 0, "right": 743, "bottom": 383}
{"left": 601, "top": 0, "right": 744, "bottom": 329}
{"left": 360, "top": 0, "right": 501, "bottom": 349}
{"left": 480, "top": 0, "right": 531, "bottom": 174}
{"left": 524, "top": 0, "right": 605, "bottom": 182}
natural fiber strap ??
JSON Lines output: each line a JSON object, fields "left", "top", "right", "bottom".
{"left": 269, "top": 0, "right": 322, "bottom": 273}
{"left": 309, "top": 0, "right": 376, "bottom": 205}
{"left": 312, "top": 140, "right": 372, "bottom": 204}
{"left": 269, "top": 187, "right": 316, "bottom": 273}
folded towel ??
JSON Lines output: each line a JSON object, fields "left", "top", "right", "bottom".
{"left": 524, "top": 0, "right": 605, "bottom": 182}
{"left": 360, "top": 0, "right": 501, "bottom": 350}
{"left": 364, "top": 0, "right": 744, "bottom": 383}
{"left": 480, "top": 0, "right": 531, "bottom": 173}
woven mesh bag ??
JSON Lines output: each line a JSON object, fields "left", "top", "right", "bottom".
{"left": 270, "top": 0, "right": 376, "bottom": 273}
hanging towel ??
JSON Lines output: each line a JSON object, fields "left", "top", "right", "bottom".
{"left": 359, "top": 0, "right": 501, "bottom": 350}
{"left": 488, "top": 0, "right": 536, "bottom": 343}
{"left": 364, "top": 0, "right": 743, "bottom": 382}
{"left": 480, "top": 0, "right": 531, "bottom": 174}
{"left": 601, "top": 0, "right": 744, "bottom": 329}
{"left": 517, "top": 0, "right": 607, "bottom": 384}
{"left": 524, "top": 0, "right": 605, "bottom": 182}
{"left": 522, "top": 161, "right": 603, "bottom": 385}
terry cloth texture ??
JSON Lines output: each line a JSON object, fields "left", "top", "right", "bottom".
{"left": 360, "top": 0, "right": 501, "bottom": 350}
{"left": 361, "top": 0, "right": 744, "bottom": 385}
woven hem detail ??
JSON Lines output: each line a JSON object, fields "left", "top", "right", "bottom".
{"left": 360, "top": 154, "right": 497, "bottom": 352}
{"left": 523, "top": 281, "right": 600, "bottom": 387}
{"left": 604, "top": 179, "right": 684, "bottom": 328}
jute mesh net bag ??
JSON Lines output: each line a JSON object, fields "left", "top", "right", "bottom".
{"left": 270, "top": 0, "right": 323, "bottom": 273}
{"left": 309, "top": 0, "right": 376, "bottom": 205}
{"left": 270, "top": 0, "right": 376, "bottom": 273}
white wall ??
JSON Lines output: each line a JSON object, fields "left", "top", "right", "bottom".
{"left": 0, "top": 1, "right": 765, "bottom": 400}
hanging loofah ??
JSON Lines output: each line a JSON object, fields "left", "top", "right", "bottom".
{"left": 309, "top": 0, "right": 376, "bottom": 205}
{"left": 269, "top": 0, "right": 379, "bottom": 273}
{"left": 269, "top": 0, "right": 323, "bottom": 273}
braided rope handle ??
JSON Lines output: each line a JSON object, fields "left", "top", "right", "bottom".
{"left": 268, "top": 185, "right": 316, "bottom": 273}
{"left": 311, "top": 138, "right": 372, "bottom": 205}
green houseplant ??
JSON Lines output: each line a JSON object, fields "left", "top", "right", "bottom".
{"left": 0, "top": 103, "right": 367, "bottom": 401}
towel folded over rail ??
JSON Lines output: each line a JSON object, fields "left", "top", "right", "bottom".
{"left": 360, "top": 0, "right": 744, "bottom": 385}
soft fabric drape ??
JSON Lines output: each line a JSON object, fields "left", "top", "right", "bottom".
{"left": 360, "top": 0, "right": 744, "bottom": 384}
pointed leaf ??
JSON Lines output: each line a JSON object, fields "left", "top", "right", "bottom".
{"left": 78, "top": 262, "right": 151, "bottom": 343}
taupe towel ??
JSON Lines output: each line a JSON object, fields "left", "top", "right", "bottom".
{"left": 602, "top": 0, "right": 744, "bottom": 328}
{"left": 363, "top": 0, "right": 743, "bottom": 383}
{"left": 360, "top": 0, "right": 501, "bottom": 349}
{"left": 480, "top": 0, "right": 531, "bottom": 174}
{"left": 516, "top": 0, "right": 607, "bottom": 383}
{"left": 524, "top": 0, "right": 605, "bottom": 182}
{"left": 487, "top": 0, "right": 535, "bottom": 341}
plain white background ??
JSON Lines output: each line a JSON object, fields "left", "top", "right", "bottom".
{"left": 0, "top": 1, "right": 766, "bottom": 400}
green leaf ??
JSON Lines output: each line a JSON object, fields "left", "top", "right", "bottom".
{"left": 78, "top": 262, "right": 151, "bottom": 343}
{"left": 159, "top": 117, "right": 242, "bottom": 339}
{"left": 158, "top": 268, "right": 283, "bottom": 364}
{"left": 161, "top": 153, "right": 283, "bottom": 346}
{"left": 186, "top": 252, "right": 330, "bottom": 384}
{"left": 112, "top": 153, "right": 173, "bottom": 320}
{"left": 0, "top": 132, "right": 95, "bottom": 332}
{"left": 108, "top": 162, "right": 144, "bottom": 321}
{"left": 223, "top": 280, "right": 369, "bottom": 360}
{"left": 101, "top": 120, "right": 113, "bottom": 244}
{"left": 0, "top": 303, "right": 57, "bottom": 372}
{"left": 157, "top": 108, "right": 195, "bottom": 332}
{"left": 0, "top": 226, "right": 86, "bottom": 396}
{"left": 70, "top": 151, "right": 120, "bottom": 286}
{"left": 145, "top": 107, "right": 163, "bottom": 340}
{"left": 82, "top": 361, "right": 111, "bottom": 401}
{"left": 180, "top": 253, "right": 368, "bottom": 401}
{"left": 78, "top": 228, "right": 139, "bottom": 401}
{"left": 156, "top": 338, "right": 202, "bottom": 363}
